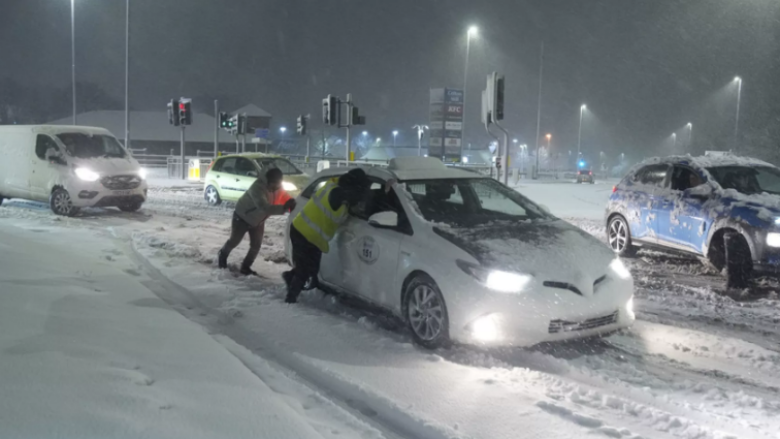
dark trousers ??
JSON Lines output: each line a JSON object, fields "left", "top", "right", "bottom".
{"left": 286, "top": 224, "right": 322, "bottom": 303}
{"left": 220, "top": 213, "right": 266, "bottom": 270}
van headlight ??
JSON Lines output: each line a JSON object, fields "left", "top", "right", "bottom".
{"left": 282, "top": 181, "right": 297, "bottom": 191}
{"left": 75, "top": 167, "right": 100, "bottom": 182}
{"left": 456, "top": 260, "right": 532, "bottom": 293}
{"left": 138, "top": 168, "right": 148, "bottom": 180}
{"left": 610, "top": 258, "right": 632, "bottom": 280}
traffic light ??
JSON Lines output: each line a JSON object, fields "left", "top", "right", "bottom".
{"left": 219, "top": 112, "right": 229, "bottom": 129}
{"left": 178, "top": 98, "right": 192, "bottom": 126}
{"left": 322, "top": 94, "right": 338, "bottom": 126}
{"left": 296, "top": 115, "right": 307, "bottom": 135}
{"left": 228, "top": 114, "right": 239, "bottom": 134}
{"left": 350, "top": 106, "right": 366, "bottom": 126}
{"left": 494, "top": 75, "right": 505, "bottom": 121}
{"left": 167, "top": 99, "right": 180, "bottom": 126}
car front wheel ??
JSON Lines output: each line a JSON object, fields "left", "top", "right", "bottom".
{"left": 608, "top": 215, "right": 636, "bottom": 257}
{"left": 405, "top": 274, "right": 450, "bottom": 349}
{"left": 50, "top": 188, "right": 79, "bottom": 217}
{"left": 204, "top": 185, "right": 222, "bottom": 205}
{"left": 725, "top": 232, "right": 752, "bottom": 289}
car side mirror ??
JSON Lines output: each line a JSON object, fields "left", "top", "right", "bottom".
{"left": 247, "top": 170, "right": 258, "bottom": 177}
{"left": 684, "top": 185, "right": 713, "bottom": 201}
{"left": 368, "top": 211, "right": 398, "bottom": 228}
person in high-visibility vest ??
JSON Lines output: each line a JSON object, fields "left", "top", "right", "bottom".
{"left": 283, "top": 168, "right": 371, "bottom": 303}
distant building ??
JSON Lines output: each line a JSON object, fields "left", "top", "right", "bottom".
{"left": 47, "top": 104, "right": 272, "bottom": 156}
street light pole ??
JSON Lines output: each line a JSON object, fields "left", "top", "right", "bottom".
{"left": 124, "top": 0, "right": 130, "bottom": 148}
{"left": 686, "top": 122, "right": 693, "bottom": 148}
{"left": 734, "top": 77, "right": 743, "bottom": 152}
{"left": 577, "top": 104, "right": 586, "bottom": 160}
{"left": 534, "top": 42, "right": 544, "bottom": 179}
{"left": 461, "top": 26, "right": 477, "bottom": 160}
{"left": 71, "top": 0, "right": 77, "bottom": 125}
{"left": 546, "top": 133, "right": 552, "bottom": 175}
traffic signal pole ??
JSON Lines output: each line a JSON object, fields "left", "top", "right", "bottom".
{"left": 214, "top": 99, "right": 219, "bottom": 158}
{"left": 180, "top": 125, "right": 186, "bottom": 180}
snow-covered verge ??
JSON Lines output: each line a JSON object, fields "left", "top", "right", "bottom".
{"left": 0, "top": 216, "right": 383, "bottom": 439}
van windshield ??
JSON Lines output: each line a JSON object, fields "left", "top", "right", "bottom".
{"left": 57, "top": 133, "right": 127, "bottom": 159}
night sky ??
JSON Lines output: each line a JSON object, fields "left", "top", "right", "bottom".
{"left": 2, "top": 0, "right": 779, "bottom": 161}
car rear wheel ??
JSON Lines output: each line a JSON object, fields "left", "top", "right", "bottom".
{"left": 205, "top": 185, "right": 222, "bottom": 205}
{"left": 725, "top": 232, "right": 752, "bottom": 289}
{"left": 608, "top": 215, "right": 636, "bottom": 257}
{"left": 50, "top": 188, "right": 79, "bottom": 217}
{"left": 405, "top": 274, "right": 450, "bottom": 349}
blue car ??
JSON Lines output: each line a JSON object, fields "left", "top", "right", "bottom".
{"left": 605, "top": 155, "right": 780, "bottom": 288}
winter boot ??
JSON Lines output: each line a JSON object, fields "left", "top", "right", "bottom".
{"left": 282, "top": 271, "right": 293, "bottom": 288}
{"left": 218, "top": 250, "right": 228, "bottom": 269}
{"left": 240, "top": 266, "right": 259, "bottom": 276}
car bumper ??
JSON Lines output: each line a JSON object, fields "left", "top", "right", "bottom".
{"left": 66, "top": 180, "right": 147, "bottom": 208}
{"left": 441, "top": 272, "right": 635, "bottom": 347}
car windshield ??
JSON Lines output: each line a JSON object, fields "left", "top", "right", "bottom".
{"left": 403, "top": 178, "right": 552, "bottom": 227}
{"left": 255, "top": 158, "right": 303, "bottom": 175}
{"left": 57, "top": 133, "right": 127, "bottom": 159}
{"left": 706, "top": 166, "right": 780, "bottom": 196}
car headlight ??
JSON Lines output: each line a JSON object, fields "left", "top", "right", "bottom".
{"left": 456, "top": 260, "right": 532, "bottom": 293}
{"left": 282, "top": 181, "right": 297, "bottom": 191}
{"left": 767, "top": 232, "right": 780, "bottom": 248}
{"left": 75, "top": 167, "right": 100, "bottom": 182}
{"left": 138, "top": 168, "right": 148, "bottom": 180}
{"left": 609, "top": 258, "right": 632, "bottom": 280}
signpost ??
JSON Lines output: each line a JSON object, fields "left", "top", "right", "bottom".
{"left": 428, "top": 88, "right": 464, "bottom": 162}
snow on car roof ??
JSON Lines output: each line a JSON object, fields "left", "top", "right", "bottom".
{"left": 312, "top": 158, "right": 484, "bottom": 181}
{"left": 637, "top": 154, "right": 774, "bottom": 169}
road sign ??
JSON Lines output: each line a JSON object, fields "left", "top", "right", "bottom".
{"left": 255, "top": 128, "right": 270, "bottom": 139}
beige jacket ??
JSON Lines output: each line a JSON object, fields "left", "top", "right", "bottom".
{"left": 235, "top": 178, "right": 286, "bottom": 227}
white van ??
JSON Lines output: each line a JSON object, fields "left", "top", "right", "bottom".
{"left": 0, "top": 125, "right": 147, "bottom": 216}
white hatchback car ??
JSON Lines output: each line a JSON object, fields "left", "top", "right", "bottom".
{"left": 285, "top": 157, "right": 635, "bottom": 348}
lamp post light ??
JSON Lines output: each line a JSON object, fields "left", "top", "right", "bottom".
{"left": 686, "top": 122, "right": 693, "bottom": 148}
{"left": 376, "top": 137, "right": 381, "bottom": 145}
{"left": 672, "top": 132, "right": 677, "bottom": 150}
{"left": 577, "top": 104, "right": 586, "bottom": 159}
{"left": 545, "top": 134, "right": 552, "bottom": 174}
{"left": 392, "top": 130, "right": 398, "bottom": 147}
{"left": 733, "top": 76, "right": 743, "bottom": 152}
{"left": 461, "top": 25, "right": 478, "bottom": 159}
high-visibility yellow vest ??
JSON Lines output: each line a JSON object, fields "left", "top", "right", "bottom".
{"left": 292, "top": 182, "right": 348, "bottom": 253}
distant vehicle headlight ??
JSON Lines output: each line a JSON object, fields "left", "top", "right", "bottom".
{"left": 282, "top": 181, "right": 297, "bottom": 191}
{"left": 767, "top": 232, "right": 780, "bottom": 248}
{"left": 609, "top": 258, "right": 632, "bottom": 280}
{"left": 138, "top": 168, "right": 148, "bottom": 180}
{"left": 75, "top": 167, "right": 100, "bottom": 182}
{"left": 456, "top": 260, "right": 532, "bottom": 293}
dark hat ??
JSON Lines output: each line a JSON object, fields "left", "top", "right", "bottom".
{"left": 339, "top": 168, "right": 370, "bottom": 188}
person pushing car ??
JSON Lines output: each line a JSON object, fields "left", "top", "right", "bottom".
{"left": 283, "top": 168, "right": 373, "bottom": 304}
{"left": 218, "top": 168, "right": 296, "bottom": 275}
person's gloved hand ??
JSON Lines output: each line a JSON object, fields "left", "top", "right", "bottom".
{"left": 284, "top": 198, "right": 297, "bottom": 212}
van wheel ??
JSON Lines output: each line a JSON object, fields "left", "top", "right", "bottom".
{"left": 725, "top": 232, "right": 752, "bottom": 289}
{"left": 50, "top": 188, "right": 79, "bottom": 217}
{"left": 205, "top": 186, "right": 222, "bottom": 205}
{"left": 118, "top": 200, "right": 143, "bottom": 212}
{"left": 404, "top": 274, "right": 450, "bottom": 349}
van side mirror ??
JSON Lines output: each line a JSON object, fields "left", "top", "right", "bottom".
{"left": 49, "top": 156, "right": 67, "bottom": 166}
{"left": 368, "top": 211, "right": 398, "bottom": 228}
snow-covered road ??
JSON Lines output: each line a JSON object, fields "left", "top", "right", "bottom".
{"left": 1, "top": 178, "right": 779, "bottom": 439}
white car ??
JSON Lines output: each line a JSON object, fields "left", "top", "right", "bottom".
{"left": 285, "top": 157, "right": 635, "bottom": 348}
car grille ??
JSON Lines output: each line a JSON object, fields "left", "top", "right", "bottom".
{"left": 101, "top": 175, "right": 141, "bottom": 190}
{"left": 548, "top": 311, "right": 619, "bottom": 334}
{"left": 544, "top": 275, "right": 607, "bottom": 296}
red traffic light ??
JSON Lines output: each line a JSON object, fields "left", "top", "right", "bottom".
{"left": 179, "top": 103, "right": 185, "bottom": 110}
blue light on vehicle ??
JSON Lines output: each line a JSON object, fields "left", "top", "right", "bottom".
{"left": 579, "top": 160, "right": 586, "bottom": 168}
